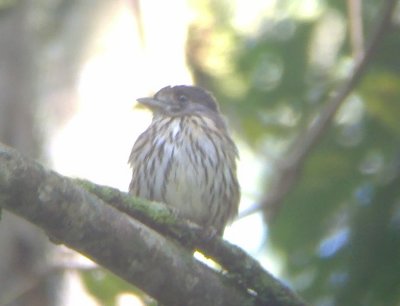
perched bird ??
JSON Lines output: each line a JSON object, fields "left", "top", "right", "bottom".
{"left": 128, "top": 85, "right": 240, "bottom": 236}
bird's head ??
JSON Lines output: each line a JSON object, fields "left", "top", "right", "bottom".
{"left": 136, "top": 85, "right": 220, "bottom": 118}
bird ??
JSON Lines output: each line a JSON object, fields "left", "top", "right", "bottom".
{"left": 128, "top": 85, "right": 240, "bottom": 236}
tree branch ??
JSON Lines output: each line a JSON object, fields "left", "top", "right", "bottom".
{"left": 75, "top": 179, "right": 307, "bottom": 306}
{"left": 0, "top": 143, "right": 254, "bottom": 306}
{"left": 0, "top": 142, "right": 307, "bottom": 306}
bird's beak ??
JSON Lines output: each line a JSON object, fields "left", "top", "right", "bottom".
{"left": 136, "top": 97, "right": 164, "bottom": 111}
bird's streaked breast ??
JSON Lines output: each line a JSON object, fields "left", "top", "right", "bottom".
{"left": 129, "top": 115, "right": 239, "bottom": 234}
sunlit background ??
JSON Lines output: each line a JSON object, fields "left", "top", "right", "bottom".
{"left": 0, "top": 0, "right": 399, "bottom": 306}
{"left": 49, "top": 2, "right": 267, "bottom": 303}
{"left": 49, "top": 0, "right": 267, "bottom": 249}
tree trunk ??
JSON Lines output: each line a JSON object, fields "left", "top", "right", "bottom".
{"left": 0, "top": 1, "right": 54, "bottom": 306}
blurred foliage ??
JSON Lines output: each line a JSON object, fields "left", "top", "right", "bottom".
{"left": 82, "top": 269, "right": 156, "bottom": 306}
{"left": 187, "top": 1, "right": 400, "bottom": 306}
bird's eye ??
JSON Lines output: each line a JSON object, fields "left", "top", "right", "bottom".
{"left": 178, "top": 95, "right": 188, "bottom": 103}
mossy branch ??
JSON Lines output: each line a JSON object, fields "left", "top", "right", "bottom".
{"left": 76, "top": 178, "right": 307, "bottom": 306}
{"left": 0, "top": 141, "right": 306, "bottom": 306}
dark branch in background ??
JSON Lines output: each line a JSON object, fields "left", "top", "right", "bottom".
{"left": 347, "top": 0, "right": 364, "bottom": 60}
{"left": 76, "top": 179, "right": 307, "bottom": 306}
{"left": 241, "top": 0, "right": 398, "bottom": 220}
{"left": 0, "top": 142, "right": 307, "bottom": 306}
